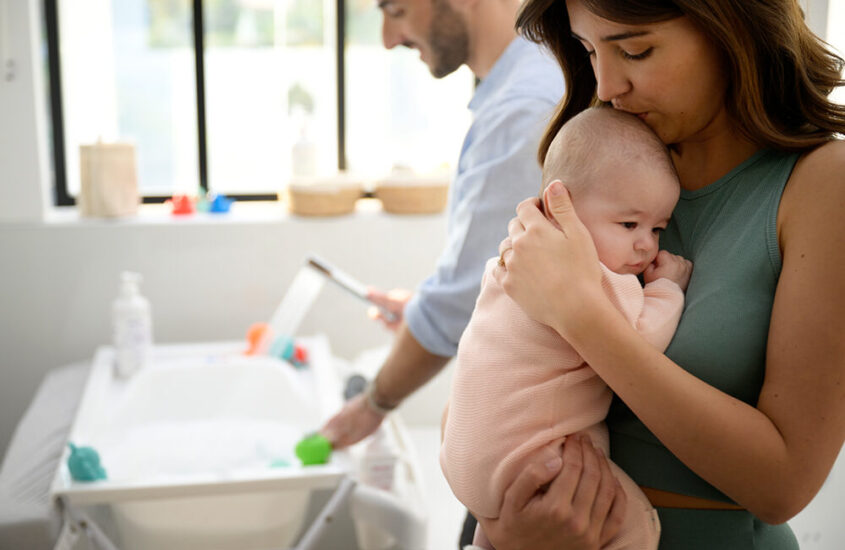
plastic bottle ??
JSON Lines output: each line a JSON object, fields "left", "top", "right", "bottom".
{"left": 358, "top": 426, "right": 398, "bottom": 491}
{"left": 291, "top": 121, "right": 317, "bottom": 178}
{"left": 112, "top": 271, "right": 152, "bottom": 378}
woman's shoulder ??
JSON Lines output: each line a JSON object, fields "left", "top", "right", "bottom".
{"left": 780, "top": 139, "right": 845, "bottom": 241}
{"left": 791, "top": 139, "right": 845, "bottom": 187}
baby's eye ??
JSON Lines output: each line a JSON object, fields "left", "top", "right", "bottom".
{"left": 621, "top": 222, "right": 637, "bottom": 229}
{"left": 653, "top": 227, "right": 666, "bottom": 234}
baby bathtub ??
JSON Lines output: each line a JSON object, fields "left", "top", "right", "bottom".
{"left": 50, "top": 336, "right": 426, "bottom": 550}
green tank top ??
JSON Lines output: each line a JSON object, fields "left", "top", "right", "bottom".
{"left": 607, "top": 148, "right": 801, "bottom": 503}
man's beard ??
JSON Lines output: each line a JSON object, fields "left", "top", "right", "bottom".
{"left": 427, "top": 0, "right": 470, "bottom": 78}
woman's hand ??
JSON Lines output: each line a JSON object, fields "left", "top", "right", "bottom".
{"left": 478, "top": 435, "right": 627, "bottom": 550}
{"left": 494, "top": 181, "right": 603, "bottom": 333}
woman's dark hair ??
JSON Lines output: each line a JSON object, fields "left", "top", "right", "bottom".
{"left": 517, "top": 0, "right": 845, "bottom": 163}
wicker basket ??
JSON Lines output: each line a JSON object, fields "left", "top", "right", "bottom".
{"left": 374, "top": 176, "right": 449, "bottom": 214}
{"left": 287, "top": 177, "right": 363, "bottom": 217}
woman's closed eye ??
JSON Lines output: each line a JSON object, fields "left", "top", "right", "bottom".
{"left": 621, "top": 47, "right": 653, "bottom": 61}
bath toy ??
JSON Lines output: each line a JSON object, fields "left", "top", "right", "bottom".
{"left": 295, "top": 434, "right": 332, "bottom": 465}
{"left": 67, "top": 442, "right": 107, "bottom": 482}
{"left": 195, "top": 193, "right": 211, "bottom": 213}
{"left": 244, "top": 322, "right": 269, "bottom": 355}
{"left": 269, "top": 458, "right": 291, "bottom": 468}
{"left": 269, "top": 335, "right": 309, "bottom": 368}
{"left": 209, "top": 194, "right": 233, "bottom": 213}
{"left": 269, "top": 336, "right": 296, "bottom": 363}
{"left": 243, "top": 324, "right": 309, "bottom": 366}
{"left": 169, "top": 194, "right": 195, "bottom": 215}
{"left": 292, "top": 343, "right": 308, "bottom": 367}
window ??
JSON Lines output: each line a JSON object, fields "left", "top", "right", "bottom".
{"left": 55, "top": 1, "right": 199, "bottom": 199}
{"left": 344, "top": 0, "right": 472, "bottom": 176}
{"left": 44, "top": 0, "right": 473, "bottom": 204}
{"left": 203, "top": 0, "right": 338, "bottom": 195}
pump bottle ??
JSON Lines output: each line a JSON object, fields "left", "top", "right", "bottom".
{"left": 112, "top": 271, "right": 152, "bottom": 378}
{"left": 359, "top": 426, "right": 398, "bottom": 491}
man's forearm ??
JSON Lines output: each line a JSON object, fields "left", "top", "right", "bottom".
{"left": 371, "top": 322, "right": 452, "bottom": 409}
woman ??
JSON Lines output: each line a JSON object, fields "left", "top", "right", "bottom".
{"left": 480, "top": 0, "right": 845, "bottom": 548}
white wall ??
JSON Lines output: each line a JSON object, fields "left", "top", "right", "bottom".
{"left": 0, "top": 0, "right": 51, "bottom": 223}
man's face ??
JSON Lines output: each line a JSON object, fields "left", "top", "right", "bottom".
{"left": 378, "top": 0, "right": 469, "bottom": 78}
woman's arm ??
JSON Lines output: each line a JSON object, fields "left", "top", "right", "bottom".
{"left": 499, "top": 166, "right": 845, "bottom": 523}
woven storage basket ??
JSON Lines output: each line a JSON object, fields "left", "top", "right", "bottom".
{"left": 374, "top": 176, "right": 449, "bottom": 214}
{"left": 287, "top": 177, "right": 363, "bottom": 217}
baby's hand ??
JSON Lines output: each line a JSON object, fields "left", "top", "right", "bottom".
{"left": 643, "top": 250, "right": 693, "bottom": 291}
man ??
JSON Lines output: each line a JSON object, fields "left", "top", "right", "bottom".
{"left": 321, "top": 0, "right": 564, "bottom": 543}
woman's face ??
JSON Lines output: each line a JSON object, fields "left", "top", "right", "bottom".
{"left": 565, "top": 0, "right": 730, "bottom": 145}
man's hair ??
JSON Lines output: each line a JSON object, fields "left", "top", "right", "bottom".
{"left": 542, "top": 107, "right": 677, "bottom": 197}
{"left": 517, "top": 0, "right": 845, "bottom": 164}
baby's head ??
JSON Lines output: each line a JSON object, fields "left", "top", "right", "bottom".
{"left": 542, "top": 107, "right": 680, "bottom": 275}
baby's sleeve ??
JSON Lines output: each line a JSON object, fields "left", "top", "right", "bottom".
{"left": 635, "top": 278, "right": 685, "bottom": 352}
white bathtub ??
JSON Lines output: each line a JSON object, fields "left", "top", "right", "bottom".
{"left": 50, "top": 337, "right": 426, "bottom": 550}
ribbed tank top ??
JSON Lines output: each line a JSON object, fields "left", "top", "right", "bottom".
{"left": 606, "top": 148, "right": 801, "bottom": 503}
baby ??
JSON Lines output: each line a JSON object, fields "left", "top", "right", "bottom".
{"left": 440, "top": 107, "right": 693, "bottom": 549}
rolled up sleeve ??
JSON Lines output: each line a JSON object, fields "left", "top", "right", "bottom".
{"left": 405, "top": 101, "right": 552, "bottom": 357}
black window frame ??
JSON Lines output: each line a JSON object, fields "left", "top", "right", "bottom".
{"left": 44, "top": 0, "right": 348, "bottom": 205}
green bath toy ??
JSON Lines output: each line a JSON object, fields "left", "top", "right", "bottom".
{"left": 67, "top": 442, "right": 107, "bottom": 481}
{"left": 295, "top": 434, "right": 332, "bottom": 465}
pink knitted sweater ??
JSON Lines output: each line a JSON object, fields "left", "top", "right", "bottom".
{"left": 441, "top": 258, "right": 684, "bottom": 519}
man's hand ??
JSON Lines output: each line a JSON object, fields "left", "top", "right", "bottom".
{"left": 320, "top": 393, "right": 386, "bottom": 449}
{"left": 643, "top": 250, "right": 693, "bottom": 291}
{"left": 367, "top": 287, "right": 412, "bottom": 332}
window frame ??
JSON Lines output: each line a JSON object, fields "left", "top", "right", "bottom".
{"left": 44, "top": 0, "right": 348, "bottom": 205}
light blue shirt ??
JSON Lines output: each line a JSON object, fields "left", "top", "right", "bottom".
{"left": 404, "top": 37, "right": 565, "bottom": 357}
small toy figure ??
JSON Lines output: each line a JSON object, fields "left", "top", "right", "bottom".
{"left": 67, "top": 442, "right": 107, "bottom": 482}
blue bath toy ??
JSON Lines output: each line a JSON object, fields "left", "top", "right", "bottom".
{"left": 295, "top": 434, "right": 332, "bottom": 466}
{"left": 67, "top": 442, "right": 107, "bottom": 481}
{"left": 209, "top": 194, "right": 233, "bottom": 213}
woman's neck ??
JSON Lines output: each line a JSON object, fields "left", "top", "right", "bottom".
{"left": 670, "top": 119, "right": 761, "bottom": 192}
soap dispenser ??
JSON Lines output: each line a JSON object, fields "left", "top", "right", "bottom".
{"left": 359, "top": 426, "right": 398, "bottom": 491}
{"left": 112, "top": 271, "right": 152, "bottom": 378}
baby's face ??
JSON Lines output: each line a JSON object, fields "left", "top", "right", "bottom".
{"left": 572, "top": 162, "right": 679, "bottom": 275}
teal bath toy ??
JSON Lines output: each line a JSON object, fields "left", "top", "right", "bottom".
{"left": 295, "top": 434, "right": 332, "bottom": 465}
{"left": 67, "top": 442, "right": 107, "bottom": 481}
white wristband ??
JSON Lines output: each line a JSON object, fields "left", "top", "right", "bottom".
{"left": 365, "top": 379, "right": 397, "bottom": 416}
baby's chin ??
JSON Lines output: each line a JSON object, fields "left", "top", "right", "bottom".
{"left": 606, "top": 262, "right": 648, "bottom": 276}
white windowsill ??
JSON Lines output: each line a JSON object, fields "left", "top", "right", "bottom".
{"left": 24, "top": 197, "right": 442, "bottom": 229}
